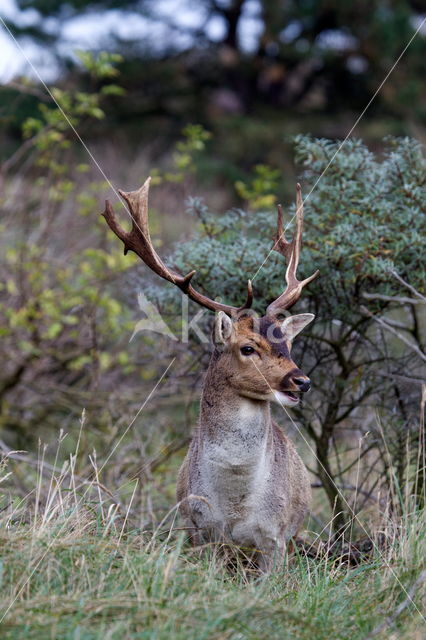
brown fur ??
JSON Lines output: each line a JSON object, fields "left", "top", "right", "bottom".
{"left": 176, "top": 313, "right": 313, "bottom": 571}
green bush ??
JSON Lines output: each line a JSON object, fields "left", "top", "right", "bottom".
{"left": 149, "top": 135, "right": 425, "bottom": 531}
{"left": 151, "top": 136, "right": 424, "bottom": 318}
{"left": 0, "top": 52, "right": 147, "bottom": 447}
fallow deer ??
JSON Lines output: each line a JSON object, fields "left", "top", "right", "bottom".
{"left": 102, "top": 179, "right": 319, "bottom": 571}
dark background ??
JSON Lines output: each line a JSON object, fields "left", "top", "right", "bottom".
{"left": 1, "top": 0, "right": 425, "bottom": 203}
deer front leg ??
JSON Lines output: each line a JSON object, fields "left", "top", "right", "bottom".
{"left": 256, "top": 541, "right": 287, "bottom": 573}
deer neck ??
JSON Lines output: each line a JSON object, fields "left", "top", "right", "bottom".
{"left": 198, "top": 350, "right": 273, "bottom": 467}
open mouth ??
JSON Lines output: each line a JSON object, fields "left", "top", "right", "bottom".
{"left": 282, "top": 391, "right": 299, "bottom": 403}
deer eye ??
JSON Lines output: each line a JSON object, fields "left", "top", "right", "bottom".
{"left": 240, "top": 345, "right": 255, "bottom": 356}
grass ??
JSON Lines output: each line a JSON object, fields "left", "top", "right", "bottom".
{"left": 0, "top": 450, "right": 424, "bottom": 640}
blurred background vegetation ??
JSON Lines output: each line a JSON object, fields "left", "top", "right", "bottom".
{"left": 0, "top": 0, "right": 425, "bottom": 542}
{"left": 1, "top": 0, "right": 426, "bottom": 196}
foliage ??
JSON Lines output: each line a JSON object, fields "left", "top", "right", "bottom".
{"left": 21, "top": 50, "right": 125, "bottom": 176}
{"left": 0, "top": 52, "right": 150, "bottom": 445}
{"left": 0, "top": 9, "right": 424, "bottom": 634}
{"left": 75, "top": 50, "right": 124, "bottom": 82}
{"left": 152, "top": 135, "right": 425, "bottom": 317}
{"left": 0, "top": 448, "right": 424, "bottom": 639}
{"left": 235, "top": 163, "right": 281, "bottom": 210}
{"left": 151, "top": 124, "right": 212, "bottom": 185}
{"left": 149, "top": 135, "right": 425, "bottom": 531}
{"left": 294, "top": 135, "right": 425, "bottom": 315}
{"left": 6, "top": 0, "right": 426, "bottom": 124}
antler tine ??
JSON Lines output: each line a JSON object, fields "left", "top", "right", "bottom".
{"left": 243, "top": 279, "right": 253, "bottom": 309}
{"left": 102, "top": 177, "right": 252, "bottom": 316}
{"left": 266, "top": 183, "right": 319, "bottom": 316}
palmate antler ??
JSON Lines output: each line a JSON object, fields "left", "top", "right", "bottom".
{"left": 102, "top": 177, "right": 253, "bottom": 315}
{"left": 102, "top": 179, "right": 318, "bottom": 317}
{"left": 266, "top": 183, "right": 319, "bottom": 316}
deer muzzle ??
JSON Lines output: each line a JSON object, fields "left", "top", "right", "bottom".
{"left": 292, "top": 376, "right": 311, "bottom": 392}
{"left": 281, "top": 369, "right": 311, "bottom": 393}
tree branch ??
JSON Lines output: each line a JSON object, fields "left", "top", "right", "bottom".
{"left": 360, "top": 306, "right": 426, "bottom": 363}
{"left": 363, "top": 570, "right": 426, "bottom": 639}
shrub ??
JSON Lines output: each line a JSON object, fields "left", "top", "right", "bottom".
{"left": 149, "top": 135, "right": 425, "bottom": 533}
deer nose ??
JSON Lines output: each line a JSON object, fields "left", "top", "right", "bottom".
{"left": 293, "top": 377, "right": 311, "bottom": 393}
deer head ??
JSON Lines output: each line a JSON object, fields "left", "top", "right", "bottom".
{"left": 212, "top": 312, "right": 315, "bottom": 406}
{"left": 102, "top": 179, "right": 319, "bottom": 405}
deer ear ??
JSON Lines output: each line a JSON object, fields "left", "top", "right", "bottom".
{"left": 280, "top": 313, "right": 315, "bottom": 342}
{"left": 214, "top": 311, "right": 234, "bottom": 345}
